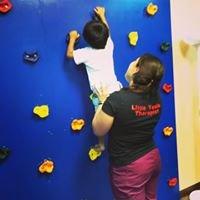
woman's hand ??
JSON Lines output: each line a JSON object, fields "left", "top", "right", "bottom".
{"left": 125, "top": 57, "right": 140, "bottom": 83}
{"left": 94, "top": 85, "right": 109, "bottom": 104}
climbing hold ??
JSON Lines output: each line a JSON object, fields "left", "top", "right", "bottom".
{"left": 168, "top": 177, "right": 178, "bottom": 187}
{"left": 163, "top": 126, "right": 173, "bottom": 136}
{"left": 128, "top": 32, "right": 138, "bottom": 46}
{"left": 0, "top": 0, "right": 12, "bottom": 14}
{"left": 39, "top": 159, "right": 54, "bottom": 174}
{"left": 0, "top": 146, "right": 10, "bottom": 160}
{"left": 33, "top": 105, "right": 49, "bottom": 118}
{"left": 23, "top": 51, "right": 39, "bottom": 63}
{"left": 160, "top": 42, "right": 170, "bottom": 52}
{"left": 88, "top": 148, "right": 101, "bottom": 161}
{"left": 146, "top": 2, "right": 158, "bottom": 16}
{"left": 71, "top": 119, "right": 85, "bottom": 131}
{"left": 162, "top": 83, "right": 173, "bottom": 93}
{"left": 179, "top": 40, "right": 189, "bottom": 57}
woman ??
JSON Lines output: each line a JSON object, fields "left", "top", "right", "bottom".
{"left": 92, "top": 54, "right": 164, "bottom": 200}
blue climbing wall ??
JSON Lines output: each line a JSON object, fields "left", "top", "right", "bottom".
{"left": 0, "top": 0, "right": 179, "bottom": 199}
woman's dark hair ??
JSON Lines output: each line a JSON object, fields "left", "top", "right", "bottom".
{"left": 131, "top": 54, "right": 164, "bottom": 94}
{"left": 83, "top": 20, "right": 109, "bottom": 49}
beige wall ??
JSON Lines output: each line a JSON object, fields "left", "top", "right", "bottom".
{"left": 170, "top": 0, "right": 200, "bottom": 190}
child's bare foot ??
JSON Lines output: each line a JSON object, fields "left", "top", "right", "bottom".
{"left": 94, "top": 144, "right": 105, "bottom": 152}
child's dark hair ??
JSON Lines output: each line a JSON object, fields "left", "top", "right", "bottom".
{"left": 131, "top": 54, "right": 164, "bottom": 94}
{"left": 83, "top": 20, "right": 109, "bottom": 49}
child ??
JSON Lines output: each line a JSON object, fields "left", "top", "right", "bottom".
{"left": 66, "top": 7, "right": 121, "bottom": 151}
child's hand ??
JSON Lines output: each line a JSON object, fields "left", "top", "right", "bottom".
{"left": 69, "top": 30, "right": 80, "bottom": 41}
{"left": 94, "top": 6, "right": 105, "bottom": 18}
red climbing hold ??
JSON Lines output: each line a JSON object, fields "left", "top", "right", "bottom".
{"left": 162, "top": 83, "right": 173, "bottom": 93}
{"left": 0, "top": 0, "right": 12, "bottom": 14}
{"left": 168, "top": 178, "right": 178, "bottom": 187}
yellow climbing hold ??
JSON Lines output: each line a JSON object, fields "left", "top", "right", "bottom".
{"left": 146, "top": 2, "right": 158, "bottom": 16}
{"left": 33, "top": 105, "right": 49, "bottom": 118}
{"left": 163, "top": 126, "right": 174, "bottom": 136}
{"left": 88, "top": 148, "right": 102, "bottom": 161}
{"left": 39, "top": 159, "right": 54, "bottom": 174}
{"left": 128, "top": 32, "right": 138, "bottom": 46}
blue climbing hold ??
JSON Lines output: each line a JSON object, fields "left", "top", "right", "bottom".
{"left": 23, "top": 51, "right": 39, "bottom": 63}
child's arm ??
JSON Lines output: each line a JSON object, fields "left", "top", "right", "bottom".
{"left": 94, "top": 7, "right": 109, "bottom": 29}
{"left": 66, "top": 30, "right": 80, "bottom": 58}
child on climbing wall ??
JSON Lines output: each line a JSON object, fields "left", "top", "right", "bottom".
{"left": 66, "top": 6, "right": 121, "bottom": 152}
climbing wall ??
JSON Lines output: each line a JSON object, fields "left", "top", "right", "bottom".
{"left": 0, "top": 0, "right": 179, "bottom": 199}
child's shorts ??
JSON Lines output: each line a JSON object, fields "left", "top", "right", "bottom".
{"left": 90, "top": 81, "right": 122, "bottom": 110}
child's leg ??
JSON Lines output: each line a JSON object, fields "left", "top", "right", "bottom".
{"left": 89, "top": 92, "right": 106, "bottom": 152}
{"left": 96, "top": 136, "right": 105, "bottom": 151}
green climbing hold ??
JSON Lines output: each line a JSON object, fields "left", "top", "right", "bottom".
{"left": 0, "top": 146, "right": 10, "bottom": 160}
{"left": 160, "top": 42, "right": 170, "bottom": 52}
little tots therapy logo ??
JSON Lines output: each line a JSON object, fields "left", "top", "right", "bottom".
{"left": 131, "top": 104, "right": 161, "bottom": 117}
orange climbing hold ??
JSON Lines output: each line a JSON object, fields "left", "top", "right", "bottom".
{"left": 163, "top": 126, "right": 173, "bottom": 136}
{"left": 39, "top": 159, "right": 54, "bottom": 174}
{"left": 71, "top": 119, "right": 85, "bottom": 131}
{"left": 146, "top": 2, "right": 158, "bottom": 16}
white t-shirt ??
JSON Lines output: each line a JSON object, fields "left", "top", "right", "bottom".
{"left": 73, "top": 37, "right": 121, "bottom": 94}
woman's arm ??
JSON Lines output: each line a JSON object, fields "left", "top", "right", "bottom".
{"left": 92, "top": 104, "right": 114, "bottom": 137}
{"left": 92, "top": 86, "right": 114, "bottom": 137}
